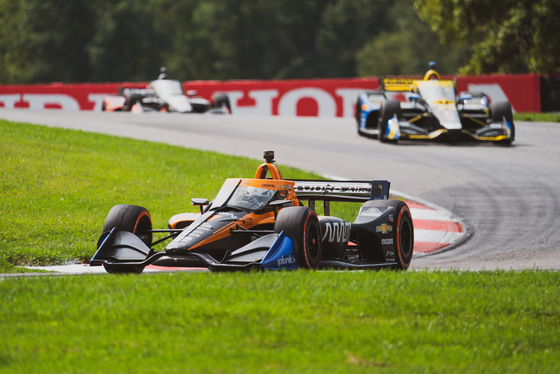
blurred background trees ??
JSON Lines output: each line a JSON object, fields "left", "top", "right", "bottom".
{"left": 413, "top": 0, "right": 560, "bottom": 75}
{"left": 0, "top": 0, "right": 557, "bottom": 84}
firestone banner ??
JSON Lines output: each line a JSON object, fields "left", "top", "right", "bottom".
{"left": 0, "top": 74, "right": 541, "bottom": 115}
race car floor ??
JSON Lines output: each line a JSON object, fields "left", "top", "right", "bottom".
{"left": 22, "top": 199, "right": 467, "bottom": 275}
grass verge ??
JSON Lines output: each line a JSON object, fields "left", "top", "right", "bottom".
{"left": 1, "top": 120, "right": 559, "bottom": 373}
{"left": 1, "top": 270, "right": 559, "bottom": 373}
{"left": 514, "top": 112, "right": 560, "bottom": 122}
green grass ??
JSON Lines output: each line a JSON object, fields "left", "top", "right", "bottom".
{"left": 1, "top": 120, "right": 559, "bottom": 373}
{"left": 1, "top": 270, "right": 559, "bottom": 373}
{"left": 514, "top": 112, "right": 560, "bottom": 122}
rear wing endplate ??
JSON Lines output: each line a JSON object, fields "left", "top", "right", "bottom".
{"left": 293, "top": 179, "right": 390, "bottom": 215}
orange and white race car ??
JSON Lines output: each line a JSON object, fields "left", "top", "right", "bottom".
{"left": 91, "top": 151, "right": 413, "bottom": 273}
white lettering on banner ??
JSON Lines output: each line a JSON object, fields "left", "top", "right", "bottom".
{"left": 227, "top": 90, "right": 279, "bottom": 115}
{"left": 22, "top": 94, "right": 80, "bottom": 110}
{"left": 1, "top": 80, "right": 523, "bottom": 114}
{"left": 88, "top": 94, "right": 110, "bottom": 111}
{"left": 336, "top": 88, "right": 363, "bottom": 117}
{"left": 278, "top": 88, "right": 336, "bottom": 117}
{"left": 0, "top": 94, "right": 20, "bottom": 109}
{"left": 467, "top": 84, "right": 515, "bottom": 112}
{"left": 225, "top": 88, "right": 366, "bottom": 117}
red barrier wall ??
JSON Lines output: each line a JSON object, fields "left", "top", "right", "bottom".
{"left": 455, "top": 74, "right": 540, "bottom": 113}
{"left": 0, "top": 74, "right": 541, "bottom": 115}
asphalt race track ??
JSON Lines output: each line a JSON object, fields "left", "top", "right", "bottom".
{"left": 2, "top": 109, "right": 559, "bottom": 270}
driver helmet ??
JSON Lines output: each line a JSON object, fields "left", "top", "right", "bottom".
{"left": 423, "top": 61, "right": 440, "bottom": 80}
{"left": 157, "top": 67, "right": 169, "bottom": 80}
{"left": 242, "top": 187, "right": 260, "bottom": 200}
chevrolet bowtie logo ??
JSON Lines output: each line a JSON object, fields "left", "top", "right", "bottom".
{"left": 376, "top": 223, "right": 392, "bottom": 234}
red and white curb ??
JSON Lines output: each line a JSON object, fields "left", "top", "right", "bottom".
{"left": 407, "top": 201, "right": 465, "bottom": 255}
{"left": 396, "top": 190, "right": 469, "bottom": 256}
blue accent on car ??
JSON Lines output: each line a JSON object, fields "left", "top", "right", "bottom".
{"left": 358, "top": 92, "right": 382, "bottom": 130}
{"left": 261, "top": 231, "right": 299, "bottom": 270}
{"left": 505, "top": 119, "right": 513, "bottom": 138}
{"left": 371, "top": 180, "right": 391, "bottom": 200}
{"left": 383, "top": 117, "right": 400, "bottom": 141}
{"left": 409, "top": 93, "right": 420, "bottom": 101}
{"left": 384, "top": 119, "right": 391, "bottom": 138}
{"left": 359, "top": 93, "right": 370, "bottom": 129}
{"left": 360, "top": 108, "right": 369, "bottom": 129}
{"left": 90, "top": 227, "right": 116, "bottom": 265}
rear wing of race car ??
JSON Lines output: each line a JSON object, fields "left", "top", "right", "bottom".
{"left": 380, "top": 77, "right": 457, "bottom": 92}
{"left": 118, "top": 87, "right": 154, "bottom": 96}
{"left": 293, "top": 179, "right": 390, "bottom": 215}
{"left": 380, "top": 77, "right": 416, "bottom": 92}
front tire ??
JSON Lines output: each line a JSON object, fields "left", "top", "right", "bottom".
{"left": 393, "top": 202, "right": 414, "bottom": 270}
{"left": 102, "top": 204, "right": 152, "bottom": 274}
{"left": 378, "top": 100, "right": 401, "bottom": 143}
{"left": 490, "top": 101, "right": 515, "bottom": 143}
{"left": 356, "top": 96, "right": 364, "bottom": 136}
{"left": 124, "top": 93, "right": 143, "bottom": 112}
{"left": 274, "top": 207, "right": 322, "bottom": 269}
{"left": 212, "top": 94, "right": 232, "bottom": 113}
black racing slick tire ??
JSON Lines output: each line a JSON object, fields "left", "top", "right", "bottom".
{"left": 102, "top": 204, "right": 153, "bottom": 274}
{"left": 274, "top": 207, "right": 322, "bottom": 270}
{"left": 355, "top": 96, "right": 363, "bottom": 135}
{"left": 393, "top": 201, "right": 414, "bottom": 270}
{"left": 378, "top": 100, "right": 400, "bottom": 143}
{"left": 125, "top": 93, "right": 143, "bottom": 111}
{"left": 212, "top": 93, "right": 232, "bottom": 113}
{"left": 490, "top": 101, "right": 515, "bottom": 143}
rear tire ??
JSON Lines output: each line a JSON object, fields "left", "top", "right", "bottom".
{"left": 378, "top": 100, "right": 400, "bottom": 143}
{"left": 274, "top": 207, "right": 322, "bottom": 269}
{"left": 102, "top": 204, "right": 152, "bottom": 274}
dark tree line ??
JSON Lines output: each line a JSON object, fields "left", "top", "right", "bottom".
{"left": 0, "top": 0, "right": 557, "bottom": 84}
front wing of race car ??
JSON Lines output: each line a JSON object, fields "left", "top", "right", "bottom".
{"left": 91, "top": 227, "right": 302, "bottom": 271}
{"left": 379, "top": 115, "right": 514, "bottom": 143}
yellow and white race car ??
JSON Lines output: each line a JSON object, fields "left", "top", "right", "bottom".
{"left": 356, "top": 63, "right": 515, "bottom": 145}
